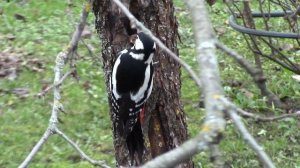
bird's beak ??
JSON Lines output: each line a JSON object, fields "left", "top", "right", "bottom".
{"left": 129, "top": 34, "right": 138, "bottom": 45}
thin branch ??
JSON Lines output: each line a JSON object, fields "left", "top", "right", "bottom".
{"left": 291, "top": 5, "right": 300, "bottom": 18}
{"left": 19, "top": 50, "right": 68, "bottom": 168}
{"left": 141, "top": 129, "right": 216, "bottom": 168}
{"left": 209, "top": 144, "right": 224, "bottom": 168}
{"left": 186, "top": 1, "right": 226, "bottom": 168}
{"left": 18, "top": 128, "right": 53, "bottom": 168}
{"left": 237, "top": 108, "right": 300, "bottom": 121}
{"left": 81, "top": 39, "right": 96, "bottom": 59}
{"left": 66, "top": 0, "right": 74, "bottom": 21}
{"left": 80, "top": 39, "right": 101, "bottom": 66}
{"left": 19, "top": 1, "right": 109, "bottom": 168}
{"left": 55, "top": 128, "right": 111, "bottom": 168}
{"left": 259, "top": 37, "right": 300, "bottom": 73}
{"left": 216, "top": 42, "right": 262, "bottom": 78}
{"left": 221, "top": 97, "right": 275, "bottom": 168}
{"left": 37, "top": 69, "right": 76, "bottom": 97}
{"left": 216, "top": 42, "right": 283, "bottom": 108}
{"left": 111, "top": 0, "right": 202, "bottom": 88}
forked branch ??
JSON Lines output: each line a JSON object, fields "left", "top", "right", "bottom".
{"left": 19, "top": 1, "right": 110, "bottom": 168}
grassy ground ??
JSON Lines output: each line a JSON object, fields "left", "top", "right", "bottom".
{"left": 1, "top": 0, "right": 300, "bottom": 167}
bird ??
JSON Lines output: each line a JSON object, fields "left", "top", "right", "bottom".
{"left": 110, "top": 32, "right": 156, "bottom": 164}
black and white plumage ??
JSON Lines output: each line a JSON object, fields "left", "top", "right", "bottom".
{"left": 110, "top": 32, "right": 156, "bottom": 163}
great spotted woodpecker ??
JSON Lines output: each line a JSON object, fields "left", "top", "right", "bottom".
{"left": 110, "top": 32, "right": 156, "bottom": 163}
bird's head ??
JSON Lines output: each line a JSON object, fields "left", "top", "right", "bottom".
{"left": 133, "top": 32, "right": 156, "bottom": 55}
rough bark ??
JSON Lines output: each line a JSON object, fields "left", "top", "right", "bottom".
{"left": 93, "top": 0, "right": 192, "bottom": 167}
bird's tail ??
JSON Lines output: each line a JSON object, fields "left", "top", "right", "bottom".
{"left": 126, "top": 118, "right": 144, "bottom": 165}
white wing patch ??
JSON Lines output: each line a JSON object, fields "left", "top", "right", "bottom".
{"left": 111, "top": 57, "right": 121, "bottom": 99}
{"left": 129, "top": 52, "right": 144, "bottom": 60}
{"left": 146, "top": 74, "right": 154, "bottom": 100}
{"left": 130, "top": 64, "right": 151, "bottom": 103}
{"left": 145, "top": 53, "right": 154, "bottom": 64}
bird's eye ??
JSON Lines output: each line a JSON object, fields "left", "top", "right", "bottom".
{"left": 129, "top": 34, "right": 138, "bottom": 45}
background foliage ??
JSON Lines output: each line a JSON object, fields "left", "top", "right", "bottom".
{"left": 0, "top": 0, "right": 299, "bottom": 167}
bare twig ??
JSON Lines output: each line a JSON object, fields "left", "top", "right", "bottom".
{"left": 209, "top": 144, "right": 224, "bottom": 168}
{"left": 216, "top": 42, "right": 283, "bottom": 108}
{"left": 291, "top": 5, "right": 300, "bottom": 18}
{"left": 221, "top": 97, "right": 275, "bottom": 168}
{"left": 37, "top": 68, "right": 76, "bottom": 97}
{"left": 216, "top": 42, "right": 262, "bottom": 78}
{"left": 18, "top": 128, "right": 53, "bottom": 168}
{"left": 186, "top": 1, "right": 225, "bottom": 168}
{"left": 80, "top": 39, "right": 101, "bottom": 66}
{"left": 112, "top": 0, "right": 202, "bottom": 88}
{"left": 55, "top": 128, "right": 111, "bottom": 168}
{"left": 141, "top": 129, "right": 217, "bottom": 168}
{"left": 19, "top": 1, "right": 110, "bottom": 168}
{"left": 19, "top": 50, "right": 68, "bottom": 168}
{"left": 237, "top": 108, "right": 300, "bottom": 121}
{"left": 66, "top": 0, "right": 74, "bottom": 21}
{"left": 81, "top": 39, "right": 96, "bottom": 58}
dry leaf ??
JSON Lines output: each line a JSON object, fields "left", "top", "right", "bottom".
{"left": 13, "top": 87, "right": 30, "bottom": 97}
{"left": 240, "top": 88, "right": 254, "bottom": 98}
{"left": 14, "top": 13, "right": 26, "bottom": 22}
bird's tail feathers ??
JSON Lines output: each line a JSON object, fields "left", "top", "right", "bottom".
{"left": 126, "top": 119, "right": 144, "bottom": 165}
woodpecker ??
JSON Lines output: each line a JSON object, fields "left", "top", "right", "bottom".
{"left": 110, "top": 32, "right": 156, "bottom": 164}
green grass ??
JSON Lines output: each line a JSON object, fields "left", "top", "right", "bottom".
{"left": 0, "top": 1, "right": 113, "bottom": 167}
{"left": 1, "top": 0, "right": 300, "bottom": 167}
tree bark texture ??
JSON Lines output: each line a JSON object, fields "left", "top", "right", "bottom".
{"left": 93, "top": 0, "right": 193, "bottom": 167}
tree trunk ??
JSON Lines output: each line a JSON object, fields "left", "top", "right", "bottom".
{"left": 93, "top": 0, "right": 193, "bottom": 167}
